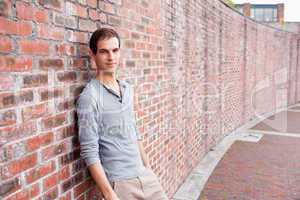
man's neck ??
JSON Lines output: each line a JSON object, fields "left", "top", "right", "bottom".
{"left": 96, "top": 70, "right": 117, "bottom": 87}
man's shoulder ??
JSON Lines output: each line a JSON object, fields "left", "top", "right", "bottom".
{"left": 77, "top": 80, "right": 98, "bottom": 105}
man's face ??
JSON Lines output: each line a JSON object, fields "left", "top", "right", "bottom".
{"left": 92, "top": 37, "right": 120, "bottom": 73}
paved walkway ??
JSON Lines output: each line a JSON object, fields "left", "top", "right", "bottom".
{"left": 173, "top": 104, "right": 300, "bottom": 200}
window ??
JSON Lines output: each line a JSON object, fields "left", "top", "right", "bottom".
{"left": 250, "top": 6, "right": 278, "bottom": 22}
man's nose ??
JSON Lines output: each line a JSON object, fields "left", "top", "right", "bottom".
{"left": 108, "top": 51, "right": 114, "bottom": 60}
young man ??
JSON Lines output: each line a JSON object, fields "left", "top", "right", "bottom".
{"left": 76, "top": 28, "right": 168, "bottom": 200}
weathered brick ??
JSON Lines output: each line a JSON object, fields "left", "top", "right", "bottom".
{"left": 66, "top": 2, "right": 88, "bottom": 18}
{"left": 2, "top": 153, "right": 37, "bottom": 180}
{"left": 0, "top": 109, "right": 16, "bottom": 127}
{"left": 0, "top": 0, "right": 12, "bottom": 17}
{"left": 56, "top": 99, "right": 76, "bottom": 112}
{"left": 78, "top": 19, "right": 97, "bottom": 32}
{"left": 0, "top": 121, "right": 37, "bottom": 146}
{"left": 0, "top": 36, "right": 13, "bottom": 53}
{"left": 43, "top": 172, "right": 59, "bottom": 191}
{"left": 18, "top": 40, "right": 49, "bottom": 55}
{"left": 0, "top": 75, "right": 15, "bottom": 91}
{"left": 74, "top": 179, "right": 93, "bottom": 198}
{"left": 66, "top": 30, "right": 88, "bottom": 43}
{"left": 89, "top": 9, "right": 107, "bottom": 22}
{"left": 39, "top": 88, "right": 64, "bottom": 101}
{"left": 0, "top": 177, "right": 21, "bottom": 198}
{"left": 16, "top": 1, "right": 48, "bottom": 23}
{"left": 0, "top": 56, "right": 32, "bottom": 72}
{"left": 107, "top": 15, "right": 121, "bottom": 26}
{"left": 22, "top": 74, "right": 48, "bottom": 88}
{"left": 37, "top": 24, "right": 64, "bottom": 41}
{"left": 59, "top": 149, "right": 80, "bottom": 166}
{"left": 0, "top": 90, "right": 33, "bottom": 109}
{"left": 56, "top": 71, "right": 77, "bottom": 83}
{"left": 26, "top": 161, "right": 56, "bottom": 184}
{"left": 61, "top": 172, "right": 83, "bottom": 192}
{"left": 99, "top": 1, "right": 116, "bottom": 14}
{"left": 38, "top": 0, "right": 63, "bottom": 11}
{"left": 41, "top": 113, "right": 67, "bottom": 130}
{"left": 87, "top": 0, "right": 97, "bottom": 8}
{"left": 42, "top": 187, "right": 58, "bottom": 200}
{"left": 0, "top": 18, "right": 32, "bottom": 36}
{"left": 55, "top": 43, "right": 76, "bottom": 56}
{"left": 41, "top": 142, "right": 68, "bottom": 161}
{"left": 39, "top": 58, "right": 64, "bottom": 70}
{"left": 68, "top": 58, "right": 88, "bottom": 69}
{"left": 22, "top": 103, "right": 49, "bottom": 121}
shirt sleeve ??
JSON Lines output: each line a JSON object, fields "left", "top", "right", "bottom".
{"left": 76, "top": 94, "right": 101, "bottom": 166}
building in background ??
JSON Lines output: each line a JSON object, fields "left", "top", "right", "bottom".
{"left": 235, "top": 3, "right": 300, "bottom": 33}
{"left": 235, "top": 3, "right": 284, "bottom": 23}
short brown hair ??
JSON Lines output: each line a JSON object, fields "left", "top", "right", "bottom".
{"left": 89, "top": 28, "right": 121, "bottom": 55}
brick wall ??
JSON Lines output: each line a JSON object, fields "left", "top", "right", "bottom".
{"left": 0, "top": 0, "right": 299, "bottom": 199}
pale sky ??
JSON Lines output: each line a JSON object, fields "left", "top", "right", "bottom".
{"left": 233, "top": 0, "right": 300, "bottom": 22}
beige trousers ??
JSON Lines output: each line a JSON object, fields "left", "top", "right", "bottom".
{"left": 112, "top": 168, "right": 168, "bottom": 200}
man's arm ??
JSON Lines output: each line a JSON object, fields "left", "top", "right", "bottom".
{"left": 77, "top": 95, "right": 119, "bottom": 200}
{"left": 138, "top": 140, "right": 150, "bottom": 168}
{"left": 88, "top": 161, "right": 119, "bottom": 200}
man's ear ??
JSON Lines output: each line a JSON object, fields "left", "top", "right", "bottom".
{"left": 88, "top": 49, "right": 95, "bottom": 59}
{"left": 89, "top": 49, "right": 97, "bottom": 70}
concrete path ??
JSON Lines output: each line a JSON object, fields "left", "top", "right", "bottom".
{"left": 173, "top": 104, "right": 300, "bottom": 200}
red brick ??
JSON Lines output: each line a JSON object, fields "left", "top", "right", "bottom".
{"left": 38, "top": 0, "right": 63, "bottom": 11}
{"left": 41, "top": 141, "right": 68, "bottom": 161}
{"left": 61, "top": 172, "right": 83, "bottom": 192}
{"left": 55, "top": 44, "right": 76, "bottom": 56}
{"left": 39, "top": 58, "right": 64, "bottom": 70}
{"left": 58, "top": 166, "right": 70, "bottom": 180}
{"left": 41, "top": 113, "right": 67, "bottom": 131}
{"left": 78, "top": 19, "right": 97, "bottom": 32}
{"left": 14, "top": 3, "right": 48, "bottom": 22}
{"left": 68, "top": 58, "right": 88, "bottom": 69}
{"left": 0, "top": 90, "right": 33, "bottom": 109}
{"left": 0, "top": 36, "right": 13, "bottom": 53}
{"left": 0, "top": 17, "right": 32, "bottom": 36}
{"left": 56, "top": 99, "right": 76, "bottom": 112}
{"left": 99, "top": 1, "right": 116, "bottom": 14}
{"left": 43, "top": 172, "right": 59, "bottom": 191}
{"left": 22, "top": 74, "right": 48, "bottom": 88}
{"left": 0, "top": 74, "right": 15, "bottom": 90}
{"left": 22, "top": 103, "right": 49, "bottom": 121}
{"left": 87, "top": 0, "right": 97, "bottom": 8}
{"left": 0, "top": 109, "right": 17, "bottom": 126}
{"left": 18, "top": 40, "right": 49, "bottom": 55}
{"left": 0, "top": 177, "right": 21, "bottom": 198}
{"left": 74, "top": 179, "right": 93, "bottom": 198}
{"left": 66, "top": 2, "right": 87, "bottom": 18}
{"left": 0, "top": 56, "right": 32, "bottom": 72}
{"left": 3, "top": 153, "right": 38, "bottom": 180}
{"left": 42, "top": 187, "right": 58, "bottom": 200}
{"left": 40, "top": 132, "right": 54, "bottom": 146}
{"left": 0, "top": 121, "right": 37, "bottom": 146}
{"left": 89, "top": 9, "right": 107, "bottom": 22}
{"left": 66, "top": 30, "right": 88, "bottom": 43}
{"left": 37, "top": 24, "right": 64, "bottom": 41}
{"left": 56, "top": 71, "right": 77, "bottom": 83}
{"left": 0, "top": 0, "right": 12, "bottom": 17}
{"left": 39, "top": 88, "right": 64, "bottom": 101}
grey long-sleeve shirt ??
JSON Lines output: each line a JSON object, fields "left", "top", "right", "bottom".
{"left": 76, "top": 79, "right": 145, "bottom": 182}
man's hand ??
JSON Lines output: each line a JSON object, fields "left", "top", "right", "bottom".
{"left": 103, "top": 191, "right": 120, "bottom": 200}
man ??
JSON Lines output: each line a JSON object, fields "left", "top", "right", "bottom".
{"left": 76, "top": 28, "right": 168, "bottom": 200}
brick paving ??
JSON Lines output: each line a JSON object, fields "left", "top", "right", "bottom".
{"left": 199, "top": 134, "right": 300, "bottom": 200}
